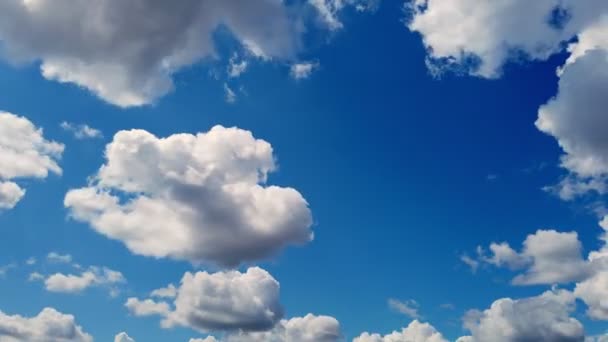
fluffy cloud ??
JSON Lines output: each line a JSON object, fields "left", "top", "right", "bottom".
{"left": 457, "top": 289, "right": 584, "bottom": 342}
{"left": 115, "top": 332, "right": 135, "bottom": 342}
{"left": 406, "top": 0, "right": 607, "bottom": 78}
{"left": 0, "top": 307, "right": 92, "bottom": 342}
{"left": 354, "top": 320, "right": 448, "bottom": 342}
{"left": 0, "top": 0, "right": 306, "bottom": 107}
{"left": 477, "top": 229, "right": 592, "bottom": 285}
{"left": 0, "top": 111, "right": 63, "bottom": 210}
{"left": 126, "top": 267, "right": 283, "bottom": 333}
{"left": 65, "top": 125, "right": 313, "bottom": 267}
{"left": 225, "top": 314, "right": 341, "bottom": 342}
{"left": 40, "top": 266, "right": 125, "bottom": 294}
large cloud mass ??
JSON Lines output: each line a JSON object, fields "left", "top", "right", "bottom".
{"left": 0, "top": 307, "right": 92, "bottom": 342}
{"left": 126, "top": 267, "right": 283, "bottom": 333}
{"left": 65, "top": 125, "right": 313, "bottom": 266}
{"left": 0, "top": 111, "right": 64, "bottom": 210}
{"left": 0, "top": 0, "right": 305, "bottom": 107}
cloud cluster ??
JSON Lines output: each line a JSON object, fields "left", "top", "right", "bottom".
{"left": 65, "top": 125, "right": 313, "bottom": 267}
{"left": 472, "top": 218, "right": 608, "bottom": 322}
{"left": 0, "top": 307, "right": 92, "bottom": 342}
{"left": 126, "top": 267, "right": 282, "bottom": 333}
{"left": 0, "top": 111, "right": 63, "bottom": 210}
{"left": 407, "top": 1, "right": 608, "bottom": 199}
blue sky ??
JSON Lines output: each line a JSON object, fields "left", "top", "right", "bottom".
{"left": 0, "top": 1, "right": 608, "bottom": 342}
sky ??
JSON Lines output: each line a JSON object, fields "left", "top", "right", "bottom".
{"left": 0, "top": 1, "right": 607, "bottom": 341}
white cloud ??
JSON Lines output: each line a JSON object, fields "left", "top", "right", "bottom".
{"left": 0, "top": 0, "right": 305, "bottom": 107}
{"left": 0, "top": 181, "right": 25, "bottom": 209}
{"left": 0, "top": 307, "right": 92, "bottom": 342}
{"left": 290, "top": 62, "right": 319, "bottom": 80}
{"left": 115, "top": 332, "right": 135, "bottom": 342}
{"left": 354, "top": 320, "right": 448, "bottom": 342}
{"left": 225, "top": 314, "right": 341, "bottom": 342}
{"left": 25, "top": 257, "right": 36, "bottom": 266}
{"left": 126, "top": 267, "right": 282, "bottom": 333}
{"left": 46, "top": 252, "right": 73, "bottom": 264}
{"left": 0, "top": 111, "right": 63, "bottom": 210}
{"left": 36, "top": 266, "right": 125, "bottom": 294}
{"left": 65, "top": 126, "right": 313, "bottom": 267}
{"left": 406, "top": 0, "right": 608, "bottom": 78}
{"left": 60, "top": 122, "right": 103, "bottom": 140}
{"left": 477, "top": 229, "right": 592, "bottom": 285}
{"left": 457, "top": 289, "right": 584, "bottom": 342}
{"left": 29, "top": 272, "right": 44, "bottom": 282}
{"left": 388, "top": 299, "right": 420, "bottom": 319}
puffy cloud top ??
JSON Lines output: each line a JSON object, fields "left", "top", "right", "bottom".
{"left": 65, "top": 125, "right": 313, "bottom": 267}
{"left": 126, "top": 267, "right": 283, "bottom": 333}
{"left": 354, "top": 320, "right": 448, "bottom": 342}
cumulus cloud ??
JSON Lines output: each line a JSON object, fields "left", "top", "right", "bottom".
{"left": 65, "top": 125, "right": 313, "bottom": 267}
{"left": 126, "top": 267, "right": 283, "bottom": 333}
{"left": 457, "top": 289, "right": 584, "bottom": 342}
{"left": 354, "top": 320, "right": 448, "bottom": 342}
{"left": 0, "top": 111, "right": 63, "bottom": 210}
{"left": 0, "top": 307, "right": 92, "bottom": 342}
{"left": 60, "top": 122, "right": 103, "bottom": 140}
{"left": 225, "top": 314, "right": 341, "bottom": 342}
{"left": 0, "top": 0, "right": 307, "bottom": 107}
{"left": 115, "top": 332, "right": 135, "bottom": 342}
